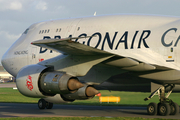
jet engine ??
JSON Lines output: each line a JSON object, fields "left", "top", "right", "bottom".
{"left": 39, "top": 72, "right": 84, "bottom": 95}
{"left": 61, "top": 85, "right": 99, "bottom": 101}
{"left": 16, "top": 64, "right": 99, "bottom": 103}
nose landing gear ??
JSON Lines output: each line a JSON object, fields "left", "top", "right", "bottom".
{"left": 145, "top": 84, "right": 179, "bottom": 116}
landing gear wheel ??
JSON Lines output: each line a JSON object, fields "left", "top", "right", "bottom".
{"left": 158, "top": 103, "right": 171, "bottom": 116}
{"left": 38, "top": 99, "right": 46, "bottom": 109}
{"left": 170, "top": 102, "right": 179, "bottom": 115}
{"left": 147, "top": 102, "right": 157, "bottom": 115}
{"left": 46, "top": 102, "right": 53, "bottom": 109}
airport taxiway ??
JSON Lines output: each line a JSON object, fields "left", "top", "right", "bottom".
{"left": 0, "top": 103, "right": 180, "bottom": 119}
{"left": 0, "top": 83, "right": 16, "bottom": 88}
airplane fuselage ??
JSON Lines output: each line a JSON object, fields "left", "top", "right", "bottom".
{"left": 2, "top": 14, "right": 180, "bottom": 81}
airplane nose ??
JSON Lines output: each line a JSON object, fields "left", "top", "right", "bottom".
{"left": 1, "top": 52, "right": 9, "bottom": 72}
{"left": 1, "top": 51, "right": 15, "bottom": 77}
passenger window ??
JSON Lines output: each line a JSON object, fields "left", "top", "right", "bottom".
{"left": 39, "top": 30, "right": 41, "bottom": 34}
{"left": 47, "top": 29, "right": 50, "bottom": 33}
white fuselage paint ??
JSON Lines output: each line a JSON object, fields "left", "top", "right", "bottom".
{"left": 2, "top": 14, "right": 180, "bottom": 77}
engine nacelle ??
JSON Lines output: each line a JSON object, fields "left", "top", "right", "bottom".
{"left": 43, "top": 85, "right": 99, "bottom": 103}
{"left": 44, "top": 94, "right": 74, "bottom": 103}
{"left": 39, "top": 72, "right": 83, "bottom": 95}
{"left": 62, "top": 85, "right": 99, "bottom": 101}
{"left": 16, "top": 64, "right": 84, "bottom": 98}
{"left": 16, "top": 64, "right": 47, "bottom": 97}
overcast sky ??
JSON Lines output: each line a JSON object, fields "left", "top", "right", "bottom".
{"left": 0, "top": 0, "right": 180, "bottom": 63}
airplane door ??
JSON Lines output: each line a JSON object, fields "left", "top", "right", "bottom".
{"left": 66, "top": 18, "right": 81, "bottom": 36}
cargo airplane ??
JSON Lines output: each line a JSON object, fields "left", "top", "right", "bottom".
{"left": 2, "top": 14, "right": 180, "bottom": 116}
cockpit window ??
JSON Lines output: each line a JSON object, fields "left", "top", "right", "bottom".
{"left": 23, "top": 28, "right": 29, "bottom": 34}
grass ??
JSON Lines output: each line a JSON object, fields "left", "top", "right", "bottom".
{"left": 1, "top": 88, "right": 180, "bottom": 119}
{"left": 0, "top": 88, "right": 39, "bottom": 103}
{"left": 0, "top": 117, "right": 175, "bottom": 120}
{"left": 1, "top": 88, "right": 180, "bottom": 106}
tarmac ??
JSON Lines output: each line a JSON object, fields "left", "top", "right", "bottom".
{"left": 0, "top": 83, "right": 180, "bottom": 119}
{"left": 0, "top": 103, "right": 180, "bottom": 119}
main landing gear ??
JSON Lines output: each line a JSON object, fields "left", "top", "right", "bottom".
{"left": 144, "top": 84, "right": 179, "bottom": 116}
{"left": 38, "top": 98, "right": 53, "bottom": 109}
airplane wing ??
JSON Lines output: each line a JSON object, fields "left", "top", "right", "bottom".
{"left": 32, "top": 36, "right": 109, "bottom": 55}
{"left": 32, "top": 37, "right": 177, "bottom": 72}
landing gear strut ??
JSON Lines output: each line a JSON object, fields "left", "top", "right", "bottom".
{"left": 38, "top": 99, "right": 53, "bottom": 109}
{"left": 145, "top": 84, "right": 179, "bottom": 116}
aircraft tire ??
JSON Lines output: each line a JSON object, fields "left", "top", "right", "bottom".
{"left": 158, "top": 103, "right": 170, "bottom": 116}
{"left": 38, "top": 99, "right": 46, "bottom": 109}
{"left": 147, "top": 102, "right": 157, "bottom": 115}
{"left": 46, "top": 102, "right": 53, "bottom": 109}
{"left": 170, "top": 102, "right": 179, "bottom": 115}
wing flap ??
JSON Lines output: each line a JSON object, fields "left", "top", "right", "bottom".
{"left": 122, "top": 63, "right": 156, "bottom": 71}
{"left": 106, "top": 58, "right": 139, "bottom": 67}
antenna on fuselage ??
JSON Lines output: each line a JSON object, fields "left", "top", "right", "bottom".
{"left": 94, "top": 11, "right": 96, "bottom": 16}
